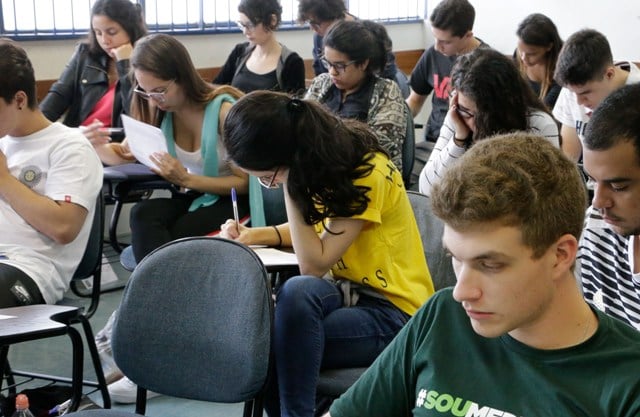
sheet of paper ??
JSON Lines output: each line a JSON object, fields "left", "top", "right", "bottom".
{"left": 121, "top": 114, "right": 168, "bottom": 169}
{"left": 253, "top": 247, "right": 298, "bottom": 267}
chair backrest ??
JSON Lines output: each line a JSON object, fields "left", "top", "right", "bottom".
{"left": 69, "top": 193, "right": 104, "bottom": 318}
{"left": 402, "top": 102, "right": 416, "bottom": 188}
{"left": 406, "top": 190, "right": 456, "bottom": 291}
{"left": 394, "top": 69, "right": 410, "bottom": 99}
{"left": 112, "top": 237, "right": 273, "bottom": 403}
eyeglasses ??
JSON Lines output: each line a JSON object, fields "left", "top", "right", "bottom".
{"left": 320, "top": 57, "right": 357, "bottom": 74}
{"left": 133, "top": 79, "right": 175, "bottom": 103}
{"left": 308, "top": 19, "right": 322, "bottom": 29}
{"left": 236, "top": 20, "right": 257, "bottom": 31}
{"left": 449, "top": 89, "right": 476, "bottom": 120}
{"left": 257, "top": 167, "right": 280, "bottom": 189}
{"left": 455, "top": 106, "right": 475, "bottom": 120}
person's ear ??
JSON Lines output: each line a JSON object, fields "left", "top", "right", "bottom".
{"left": 357, "top": 58, "right": 370, "bottom": 72}
{"left": 550, "top": 233, "right": 578, "bottom": 279}
{"left": 14, "top": 91, "right": 27, "bottom": 110}
{"left": 269, "top": 13, "right": 277, "bottom": 30}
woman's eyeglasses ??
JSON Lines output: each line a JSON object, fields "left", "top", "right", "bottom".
{"left": 449, "top": 89, "right": 476, "bottom": 120}
{"left": 257, "top": 167, "right": 280, "bottom": 189}
{"left": 455, "top": 105, "right": 475, "bottom": 120}
{"left": 236, "top": 20, "right": 257, "bottom": 31}
{"left": 320, "top": 57, "right": 357, "bottom": 74}
{"left": 133, "top": 79, "right": 175, "bottom": 103}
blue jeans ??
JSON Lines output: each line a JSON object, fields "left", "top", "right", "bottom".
{"left": 264, "top": 275, "right": 409, "bottom": 417}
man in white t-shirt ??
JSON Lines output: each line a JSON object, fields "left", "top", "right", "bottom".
{"left": 0, "top": 39, "right": 103, "bottom": 307}
{"left": 553, "top": 29, "right": 640, "bottom": 163}
{"left": 579, "top": 83, "right": 640, "bottom": 330}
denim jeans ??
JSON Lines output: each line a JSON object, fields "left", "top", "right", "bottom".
{"left": 264, "top": 275, "right": 410, "bottom": 417}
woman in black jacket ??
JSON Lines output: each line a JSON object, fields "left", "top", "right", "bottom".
{"left": 40, "top": 0, "right": 147, "bottom": 145}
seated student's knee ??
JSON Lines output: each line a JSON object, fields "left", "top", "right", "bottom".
{"left": 276, "top": 275, "right": 340, "bottom": 312}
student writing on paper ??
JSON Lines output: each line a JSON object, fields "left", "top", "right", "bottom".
{"left": 219, "top": 91, "right": 435, "bottom": 417}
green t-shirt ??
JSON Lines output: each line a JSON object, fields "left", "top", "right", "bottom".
{"left": 331, "top": 288, "right": 640, "bottom": 417}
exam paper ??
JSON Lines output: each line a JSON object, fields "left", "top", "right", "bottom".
{"left": 253, "top": 247, "right": 298, "bottom": 267}
{"left": 121, "top": 114, "right": 169, "bottom": 169}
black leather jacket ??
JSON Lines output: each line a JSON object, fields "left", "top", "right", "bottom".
{"left": 40, "top": 43, "right": 132, "bottom": 129}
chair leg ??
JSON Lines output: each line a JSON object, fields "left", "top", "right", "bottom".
{"left": 66, "top": 325, "right": 85, "bottom": 412}
{"left": 79, "top": 316, "right": 111, "bottom": 408}
{"left": 108, "top": 201, "right": 124, "bottom": 253}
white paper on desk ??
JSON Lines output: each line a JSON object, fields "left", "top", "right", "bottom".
{"left": 253, "top": 247, "right": 298, "bottom": 267}
{"left": 121, "top": 114, "right": 168, "bottom": 169}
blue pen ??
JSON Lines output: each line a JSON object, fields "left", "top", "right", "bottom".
{"left": 231, "top": 187, "right": 240, "bottom": 234}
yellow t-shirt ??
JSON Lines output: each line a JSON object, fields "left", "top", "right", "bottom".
{"left": 315, "top": 153, "right": 434, "bottom": 315}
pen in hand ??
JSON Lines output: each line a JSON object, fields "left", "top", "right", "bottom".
{"left": 231, "top": 187, "right": 240, "bottom": 234}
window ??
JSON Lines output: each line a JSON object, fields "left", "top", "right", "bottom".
{"left": 1, "top": 0, "right": 425, "bottom": 39}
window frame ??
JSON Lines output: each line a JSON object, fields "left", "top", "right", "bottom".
{"left": 0, "top": 0, "right": 427, "bottom": 40}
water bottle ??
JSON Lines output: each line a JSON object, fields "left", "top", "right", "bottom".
{"left": 11, "top": 394, "right": 35, "bottom": 417}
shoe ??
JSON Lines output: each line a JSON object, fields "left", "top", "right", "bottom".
{"left": 119, "top": 246, "right": 137, "bottom": 272}
{"left": 108, "top": 376, "right": 161, "bottom": 404}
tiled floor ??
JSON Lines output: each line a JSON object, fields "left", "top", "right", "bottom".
{"left": 6, "top": 242, "right": 247, "bottom": 416}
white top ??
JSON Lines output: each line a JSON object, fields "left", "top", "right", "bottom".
{"left": 419, "top": 109, "right": 560, "bottom": 196}
{"left": 0, "top": 123, "right": 103, "bottom": 303}
{"left": 553, "top": 61, "right": 640, "bottom": 145}
{"left": 174, "top": 140, "right": 232, "bottom": 177}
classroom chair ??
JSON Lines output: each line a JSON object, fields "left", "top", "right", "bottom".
{"left": 65, "top": 236, "right": 274, "bottom": 417}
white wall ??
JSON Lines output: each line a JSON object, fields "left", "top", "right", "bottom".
{"left": 23, "top": 22, "right": 428, "bottom": 80}
{"left": 428, "top": 0, "right": 640, "bottom": 61}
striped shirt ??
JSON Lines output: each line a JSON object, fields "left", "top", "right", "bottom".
{"left": 578, "top": 206, "right": 640, "bottom": 330}
{"left": 418, "top": 109, "right": 559, "bottom": 196}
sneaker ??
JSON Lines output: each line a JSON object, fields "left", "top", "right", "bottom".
{"left": 108, "top": 376, "right": 161, "bottom": 404}
{"left": 119, "top": 246, "right": 137, "bottom": 272}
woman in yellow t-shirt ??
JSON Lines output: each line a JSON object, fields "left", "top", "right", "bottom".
{"left": 220, "top": 91, "right": 434, "bottom": 417}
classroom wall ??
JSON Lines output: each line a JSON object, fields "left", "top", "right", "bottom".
{"left": 22, "top": 22, "right": 428, "bottom": 81}
{"left": 427, "top": 0, "right": 640, "bottom": 62}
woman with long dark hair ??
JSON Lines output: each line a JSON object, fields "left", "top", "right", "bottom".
{"left": 40, "top": 0, "right": 147, "bottom": 145}
{"left": 220, "top": 91, "right": 434, "bottom": 417}
{"left": 419, "top": 48, "right": 560, "bottom": 196}
{"left": 305, "top": 20, "right": 407, "bottom": 171}
{"left": 515, "top": 13, "right": 563, "bottom": 108}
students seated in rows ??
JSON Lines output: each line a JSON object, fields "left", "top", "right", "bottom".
{"left": 514, "top": 13, "right": 563, "bottom": 109}
{"left": 297, "top": 0, "right": 398, "bottom": 80}
{"left": 96, "top": 33, "right": 249, "bottom": 266}
{"left": 213, "top": 0, "right": 305, "bottom": 95}
{"left": 0, "top": 39, "right": 102, "bottom": 307}
{"left": 40, "top": 0, "right": 147, "bottom": 145}
{"left": 219, "top": 91, "right": 434, "bottom": 417}
{"left": 326, "top": 134, "right": 640, "bottom": 417}
{"left": 304, "top": 20, "right": 407, "bottom": 172}
{"left": 579, "top": 83, "right": 640, "bottom": 330}
{"left": 406, "top": 0, "right": 486, "bottom": 143}
{"left": 553, "top": 28, "right": 640, "bottom": 162}
{"left": 419, "top": 48, "right": 559, "bottom": 196}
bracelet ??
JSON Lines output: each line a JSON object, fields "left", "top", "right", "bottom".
{"left": 453, "top": 137, "right": 467, "bottom": 147}
{"left": 272, "top": 225, "right": 282, "bottom": 247}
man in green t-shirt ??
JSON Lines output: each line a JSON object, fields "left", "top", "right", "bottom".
{"left": 326, "top": 134, "right": 640, "bottom": 417}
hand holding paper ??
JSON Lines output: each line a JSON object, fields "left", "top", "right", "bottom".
{"left": 121, "top": 114, "right": 169, "bottom": 169}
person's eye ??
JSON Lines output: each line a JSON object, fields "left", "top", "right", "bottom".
{"left": 611, "top": 184, "right": 628, "bottom": 192}
{"left": 479, "top": 262, "right": 504, "bottom": 272}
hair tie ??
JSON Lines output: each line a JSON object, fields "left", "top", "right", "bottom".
{"left": 287, "top": 98, "right": 304, "bottom": 113}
